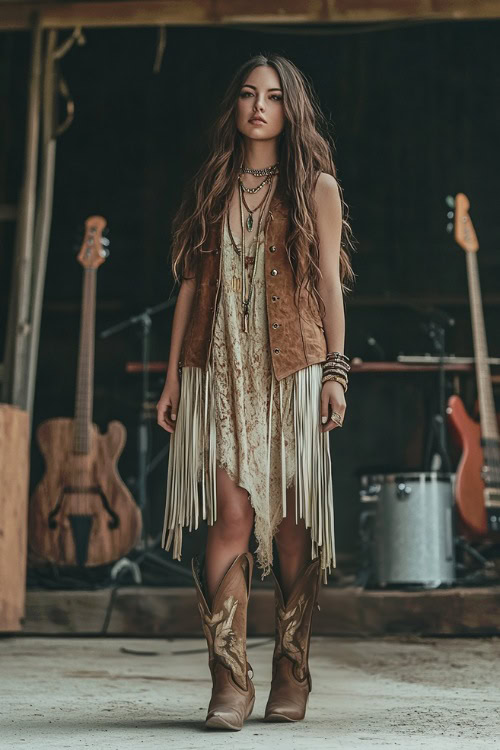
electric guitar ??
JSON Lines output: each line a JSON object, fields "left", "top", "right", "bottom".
{"left": 445, "top": 193, "right": 500, "bottom": 539}
{"left": 29, "top": 216, "right": 142, "bottom": 566}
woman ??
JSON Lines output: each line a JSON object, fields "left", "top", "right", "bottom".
{"left": 157, "top": 53, "right": 355, "bottom": 731}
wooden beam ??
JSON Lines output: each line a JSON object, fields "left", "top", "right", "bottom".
{"left": 2, "top": 0, "right": 500, "bottom": 31}
{"left": 21, "top": 585, "right": 500, "bottom": 636}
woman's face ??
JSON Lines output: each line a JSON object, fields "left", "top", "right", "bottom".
{"left": 236, "top": 65, "right": 284, "bottom": 142}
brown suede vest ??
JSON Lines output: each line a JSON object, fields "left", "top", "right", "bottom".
{"left": 179, "top": 185, "right": 327, "bottom": 381}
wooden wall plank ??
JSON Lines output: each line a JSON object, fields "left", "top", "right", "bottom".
{"left": 1, "top": 0, "right": 500, "bottom": 30}
{"left": 0, "top": 404, "right": 29, "bottom": 632}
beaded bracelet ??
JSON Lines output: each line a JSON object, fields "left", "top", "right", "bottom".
{"left": 326, "top": 351, "right": 350, "bottom": 362}
{"left": 323, "top": 362, "right": 349, "bottom": 375}
{"left": 325, "top": 362, "right": 349, "bottom": 372}
{"left": 322, "top": 373, "right": 348, "bottom": 392}
{"left": 323, "top": 362, "right": 350, "bottom": 374}
{"left": 323, "top": 372, "right": 348, "bottom": 387}
{"left": 323, "top": 370, "right": 348, "bottom": 383}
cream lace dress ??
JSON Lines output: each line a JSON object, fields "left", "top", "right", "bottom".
{"left": 162, "top": 216, "right": 336, "bottom": 584}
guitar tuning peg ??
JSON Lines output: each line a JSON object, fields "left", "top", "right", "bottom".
{"left": 445, "top": 195, "right": 455, "bottom": 208}
{"left": 102, "top": 226, "right": 110, "bottom": 237}
{"left": 446, "top": 222, "right": 454, "bottom": 234}
{"left": 100, "top": 237, "right": 110, "bottom": 246}
{"left": 99, "top": 247, "right": 110, "bottom": 258}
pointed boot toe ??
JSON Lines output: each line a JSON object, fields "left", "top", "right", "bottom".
{"left": 205, "top": 661, "right": 255, "bottom": 730}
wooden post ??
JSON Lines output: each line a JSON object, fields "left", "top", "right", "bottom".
{"left": 0, "top": 404, "right": 30, "bottom": 632}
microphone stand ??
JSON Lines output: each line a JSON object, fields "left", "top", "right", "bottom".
{"left": 99, "top": 296, "right": 192, "bottom": 582}
{"left": 421, "top": 313, "right": 453, "bottom": 474}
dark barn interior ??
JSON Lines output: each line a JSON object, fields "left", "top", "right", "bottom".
{"left": 3, "top": 19, "right": 500, "bottom": 563}
{"left": 1, "top": 5, "right": 500, "bottom": 745}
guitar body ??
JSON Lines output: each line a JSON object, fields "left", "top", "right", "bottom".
{"left": 445, "top": 194, "right": 500, "bottom": 539}
{"left": 28, "top": 217, "right": 142, "bottom": 567}
{"left": 29, "top": 417, "right": 141, "bottom": 567}
{"left": 447, "top": 394, "right": 487, "bottom": 539}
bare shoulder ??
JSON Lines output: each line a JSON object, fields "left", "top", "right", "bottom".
{"left": 314, "top": 171, "right": 340, "bottom": 203}
{"left": 314, "top": 172, "right": 342, "bottom": 225}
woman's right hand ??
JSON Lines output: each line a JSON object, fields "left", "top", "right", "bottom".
{"left": 157, "top": 376, "right": 180, "bottom": 433}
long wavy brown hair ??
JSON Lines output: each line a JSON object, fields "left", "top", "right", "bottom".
{"left": 170, "top": 53, "right": 356, "bottom": 317}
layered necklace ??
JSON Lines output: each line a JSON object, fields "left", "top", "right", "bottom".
{"left": 227, "top": 162, "right": 279, "bottom": 333}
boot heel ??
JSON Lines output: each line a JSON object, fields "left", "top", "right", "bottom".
{"left": 245, "top": 691, "right": 256, "bottom": 720}
{"left": 264, "top": 557, "right": 321, "bottom": 722}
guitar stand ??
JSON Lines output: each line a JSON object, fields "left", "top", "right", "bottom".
{"left": 454, "top": 535, "right": 498, "bottom": 585}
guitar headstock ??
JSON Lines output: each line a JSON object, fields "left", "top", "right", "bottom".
{"left": 77, "top": 215, "right": 110, "bottom": 269}
{"left": 445, "top": 193, "right": 479, "bottom": 253}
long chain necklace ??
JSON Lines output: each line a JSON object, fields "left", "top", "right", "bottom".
{"left": 227, "top": 177, "right": 271, "bottom": 257}
{"left": 237, "top": 172, "right": 273, "bottom": 195}
{"left": 238, "top": 162, "right": 278, "bottom": 230}
{"left": 227, "top": 174, "right": 275, "bottom": 333}
{"left": 240, "top": 178, "right": 272, "bottom": 232}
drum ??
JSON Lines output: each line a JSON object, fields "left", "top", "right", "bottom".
{"left": 360, "top": 472, "right": 456, "bottom": 588}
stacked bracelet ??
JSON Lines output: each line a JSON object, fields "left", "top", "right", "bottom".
{"left": 322, "top": 373, "right": 348, "bottom": 392}
{"left": 322, "top": 351, "right": 350, "bottom": 391}
{"left": 326, "top": 351, "right": 350, "bottom": 365}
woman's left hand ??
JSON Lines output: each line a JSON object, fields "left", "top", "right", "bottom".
{"left": 320, "top": 379, "right": 346, "bottom": 432}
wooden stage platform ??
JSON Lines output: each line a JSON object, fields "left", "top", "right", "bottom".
{"left": 22, "top": 584, "right": 500, "bottom": 638}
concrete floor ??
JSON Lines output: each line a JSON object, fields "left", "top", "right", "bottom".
{"left": 0, "top": 636, "right": 498, "bottom": 750}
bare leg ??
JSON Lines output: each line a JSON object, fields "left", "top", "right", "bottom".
{"left": 274, "top": 483, "right": 311, "bottom": 603}
{"left": 204, "top": 465, "right": 255, "bottom": 607}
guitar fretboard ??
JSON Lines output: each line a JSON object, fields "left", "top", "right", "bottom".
{"left": 466, "top": 251, "right": 499, "bottom": 442}
{"left": 73, "top": 268, "right": 97, "bottom": 454}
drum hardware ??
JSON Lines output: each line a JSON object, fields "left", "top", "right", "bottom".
{"left": 359, "top": 471, "right": 457, "bottom": 589}
{"left": 418, "top": 310, "right": 455, "bottom": 475}
{"left": 354, "top": 317, "right": 458, "bottom": 590}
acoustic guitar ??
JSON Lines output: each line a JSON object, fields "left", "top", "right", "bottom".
{"left": 446, "top": 194, "right": 500, "bottom": 539}
{"left": 29, "top": 216, "right": 142, "bottom": 566}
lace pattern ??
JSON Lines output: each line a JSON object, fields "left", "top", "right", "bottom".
{"left": 207, "top": 220, "right": 296, "bottom": 577}
{"left": 162, "top": 220, "right": 336, "bottom": 585}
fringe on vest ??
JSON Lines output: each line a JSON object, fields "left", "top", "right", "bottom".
{"left": 161, "top": 360, "right": 336, "bottom": 585}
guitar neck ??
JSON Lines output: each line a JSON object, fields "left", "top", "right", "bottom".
{"left": 73, "top": 268, "right": 97, "bottom": 454}
{"left": 466, "top": 251, "right": 499, "bottom": 442}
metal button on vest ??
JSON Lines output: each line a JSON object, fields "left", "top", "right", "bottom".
{"left": 271, "top": 295, "right": 279, "bottom": 301}
{"left": 273, "top": 348, "right": 280, "bottom": 354}
{"left": 272, "top": 323, "right": 280, "bottom": 329}
{"left": 269, "top": 245, "right": 277, "bottom": 252}
{"left": 271, "top": 269, "right": 278, "bottom": 276}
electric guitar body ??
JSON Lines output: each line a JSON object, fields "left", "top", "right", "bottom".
{"left": 447, "top": 394, "right": 487, "bottom": 539}
{"left": 446, "top": 194, "right": 500, "bottom": 540}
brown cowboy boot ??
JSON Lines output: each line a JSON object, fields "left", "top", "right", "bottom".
{"left": 192, "top": 551, "right": 256, "bottom": 730}
{"left": 264, "top": 555, "right": 322, "bottom": 722}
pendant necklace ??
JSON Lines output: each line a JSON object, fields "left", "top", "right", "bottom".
{"left": 227, "top": 176, "right": 271, "bottom": 258}
{"left": 240, "top": 184, "right": 270, "bottom": 232}
{"left": 227, "top": 190, "right": 265, "bottom": 296}
{"left": 238, "top": 175, "right": 274, "bottom": 333}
